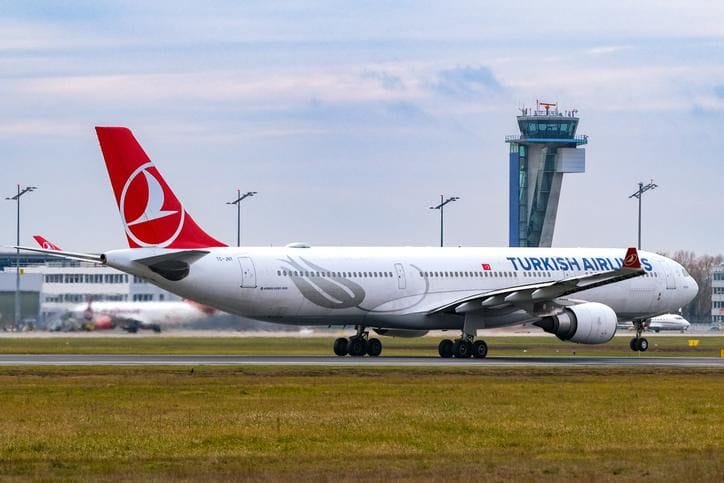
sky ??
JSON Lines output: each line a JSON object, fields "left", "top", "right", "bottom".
{"left": 1, "top": 1, "right": 723, "bottom": 254}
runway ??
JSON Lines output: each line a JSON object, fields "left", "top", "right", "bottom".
{"left": 0, "top": 354, "right": 722, "bottom": 367}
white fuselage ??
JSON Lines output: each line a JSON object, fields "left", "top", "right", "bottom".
{"left": 648, "top": 314, "right": 691, "bottom": 331}
{"left": 102, "top": 246, "right": 697, "bottom": 333}
{"left": 619, "top": 313, "right": 691, "bottom": 332}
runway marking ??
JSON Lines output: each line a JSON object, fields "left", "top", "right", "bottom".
{"left": 0, "top": 355, "right": 722, "bottom": 367}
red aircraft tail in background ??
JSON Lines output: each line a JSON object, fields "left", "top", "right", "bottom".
{"left": 33, "top": 235, "right": 62, "bottom": 251}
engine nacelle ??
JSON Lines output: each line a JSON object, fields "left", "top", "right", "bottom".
{"left": 534, "top": 302, "right": 617, "bottom": 344}
{"left": 373, "top": 329, "right": 429, "bottom": 338}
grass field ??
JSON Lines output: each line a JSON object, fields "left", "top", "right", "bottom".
{"left": 0, "top": 334, "right": 723, "bottom": 357}
{"left": 0, "top": 365, "right": 722, "bottom": 481}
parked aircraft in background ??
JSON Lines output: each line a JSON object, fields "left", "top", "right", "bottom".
{"left": 66, "top": 298, "right": 216, "bottom": 333}
{"left": 17, "top": 127, "right": 698, "bottom": 356}
{"left": 618, "top": 313, "right": 690, "bottom": 333}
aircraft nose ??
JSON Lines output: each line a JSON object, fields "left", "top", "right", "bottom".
{"left": 689, "top": 277, "right": 699, "bottom": 301}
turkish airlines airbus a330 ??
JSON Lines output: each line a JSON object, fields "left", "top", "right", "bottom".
{"left": 17, "top": 127, "right": 698, "bottom": 357}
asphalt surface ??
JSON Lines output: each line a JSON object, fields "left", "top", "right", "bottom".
{"left": 0, "top": 354, "right": 722, "bottom": 367}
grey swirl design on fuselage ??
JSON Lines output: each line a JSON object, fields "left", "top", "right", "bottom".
{"left": 279, "top": 257, "right": 366, "bottom": 309}
{"left": 356, "top": 263, "right": 429, "bottom": 313}
{"left": 278, "top": 257, "right": 430, "bottom": 313}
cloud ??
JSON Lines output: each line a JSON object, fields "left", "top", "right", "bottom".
{"left": 586, "top": 45, "right": 628, "bottom": 56}
{"left": 361, "top": 69, "right": 404, "bottom": 91}
{"left": 429, "top": 65, "right": 504, "bottom": 99}
{"left": 715, "top": 85, "right": 724, "bottom": 99}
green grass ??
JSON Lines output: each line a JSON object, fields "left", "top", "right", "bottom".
{"left": 0, "top": 366, "right": 721, "bottom": 481}
{"left": 0, "top": 335, "right": 723, "bottom": 357}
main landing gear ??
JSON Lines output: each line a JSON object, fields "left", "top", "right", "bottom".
{"left": 333, "top": 326, "right": 382, "bottom": 357}
{"left": 629, "top": 320, "right": 649, "bottom": 352}
{"left": 438, "top": 334, "right": 488, "bottom": 359}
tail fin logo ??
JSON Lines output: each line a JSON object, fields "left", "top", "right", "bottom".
{"left": 623, "top": 247, "right": 641, "bottom": 269}
{"left": 33, "top": 236, "right": 61, "bottom": 251}
{"left": 120, "top": 162, "right": 185, "bottom": 247}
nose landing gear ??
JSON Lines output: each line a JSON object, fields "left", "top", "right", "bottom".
{"left": 629, "top": 320, "right": 649, "bottom": 352}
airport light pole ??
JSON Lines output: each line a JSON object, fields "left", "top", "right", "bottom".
{"left": 226, "top": 190, "right": 257, "bottom": 247}
{"left": 628, "top": 180, "right": 658, "bottom": 250}
{"left": 429, "top": 195, "right": 460, "bottom": 247}
{"left": 5, "top": 184, "right": 36, "bottom": 327}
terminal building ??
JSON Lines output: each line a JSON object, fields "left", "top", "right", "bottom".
{"left": 712, "top": 265, "right": 724, "bottom": 326}
{"left": 506, "top": 102, "right": 588, "bottom": 247}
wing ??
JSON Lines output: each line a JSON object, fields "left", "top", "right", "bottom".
{"left": 429, "top": 247, "right": 645, "bottom": 317}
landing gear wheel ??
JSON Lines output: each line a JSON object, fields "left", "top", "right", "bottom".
{"left": 472, "top": 340, "right": 488, "bottom": 359}
{"left": 438, "top": 339, "right": 453, "bottom": 358}
{"left": 348, "top": 337, "right": 368, "bottom": 357}
{"left": 333, "top": 337, "right": 349, "bottom": 356}
{"left": 637, "top": 337, "right": 649, "bottom": 352}
{"left": 367, "top": 338, "right": 382, "bottom": 357}
{"left": 453, "top": 339, "right": 472, "bottom": 358}
{"left": 629, "top": 338, "right": 638, "bottom": 352}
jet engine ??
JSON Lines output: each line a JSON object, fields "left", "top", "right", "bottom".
{"left": 534, "top": 302, "right": 617, "bottom": 344}
{"left": 373, "top": 329, "right": 429, "bottom": 338}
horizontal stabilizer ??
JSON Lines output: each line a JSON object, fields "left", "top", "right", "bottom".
{"left": 13, "top": 246, "right": 103, "bottom": 264}
{"left": 131, "top": 249, "right": 209, "bottom": 282}
{"left": 133, "top": 250, "right": 209, "bottom": 267}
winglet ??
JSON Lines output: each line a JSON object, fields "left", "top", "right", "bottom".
{"left": 33, "top": 235, "right": 62, "bottom": 251}
{"left": 623, "top": 247, "right": 641, "bottom": 269}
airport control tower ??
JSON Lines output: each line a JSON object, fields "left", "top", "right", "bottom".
{"left": 506, "top": 101, "right": 587, "bottom": 247}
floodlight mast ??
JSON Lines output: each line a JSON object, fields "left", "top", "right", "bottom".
{"left": 226, "top": 190, "right": 257, "bottom": 247}
{"left": 628, "top": 180, "right": 658, "bottom": 250}
{"left": 5, "top": 184, "right": 36, "bottom": 328}
{"left": 429, "top": 195, "right": 460, "bottom": 247}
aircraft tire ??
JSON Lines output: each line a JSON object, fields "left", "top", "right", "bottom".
{"left": 333, "top": 337, "right": 349, "bottom": 356}
{"left": 637, "top": 337, "right": 649, "bottom": 352}
{"left": 629, "top": 338, "right": 638, "bottom": 352}
{"left": 348, "top": 337, "right": 368, "bottom": 357}
{"left": 367, "top": 338, "right": 382, "bottom": 357}
{"left": 453, "top": 340, "right": 472, "bottom": 358}
{"left": 472, "top": 340, "right": 488, "bottom": 359}
{"left": 438, "top": 339, "right": 453, "bottom": 358}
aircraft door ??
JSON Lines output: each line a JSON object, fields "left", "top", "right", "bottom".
{"left": 394, "top": 263, "right": 406, "bottom": 290}
{"left": 238, "top": 257, "right": 257, "bottom": 288}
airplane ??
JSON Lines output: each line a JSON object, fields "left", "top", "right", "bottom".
{"left": 33, "top": 235, "right": 216, "bottom": 333}
{"left": 16, "top": 127, "right": 699, "bottom": 357}
{"left": 66, "top": 298, "right": 216, "bottom": 333}
{"left": 618, "top": 313, "right": 691, "bottom": 334}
